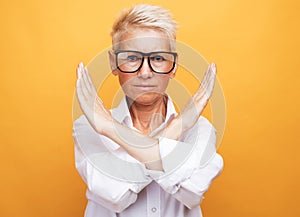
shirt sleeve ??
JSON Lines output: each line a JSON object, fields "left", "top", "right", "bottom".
{"left": 73, "top": 115, "right": 151, "bottom": 213}
{"left": 146, "top": 116, "right": 224, "bottom": 209}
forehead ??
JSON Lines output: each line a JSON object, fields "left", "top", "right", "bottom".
{"left": 115, "top": 28, "right": 171, "bottom": 52}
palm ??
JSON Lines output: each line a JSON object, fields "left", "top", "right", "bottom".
{"left": 179, "top": 63, "right": 217, "bottom": 131}
{"left": 76, "top": 62, "right": 112, "bottom": 134}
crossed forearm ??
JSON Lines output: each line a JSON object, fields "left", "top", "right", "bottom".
{"left": 76, "top": 62, "right": 216, "bottom": 171}
{"left": 101, "top": 116, "right": 185, "bottom": 171}
{"left": 101, "top": 119, "right": 163, "bottom": 171}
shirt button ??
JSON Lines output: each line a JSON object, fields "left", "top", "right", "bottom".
{"left": 151, "top": 207, "right": 157, "bottom": 212}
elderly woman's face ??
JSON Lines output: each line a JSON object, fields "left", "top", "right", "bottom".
{"left": 110, "top": 28, "right": 177, "bottom": 105}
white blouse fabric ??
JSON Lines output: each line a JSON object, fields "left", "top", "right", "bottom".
{"left": 73, "top": 96, "right": 223, "bottom": 217}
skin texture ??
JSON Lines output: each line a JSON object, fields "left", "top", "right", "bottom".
{"left": 75, "top": 29, "right": 217, "bottom": 170}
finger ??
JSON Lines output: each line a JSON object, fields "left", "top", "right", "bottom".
{"left": 199, "top": 74, "right": 211, "bottom": 95}
{"left": 81, "top": 73, "right": 100, "bottom": 115}
{"left": 79, "top": 63, "right": 91, "bottom": 90}
{"left": 76, "top": 74, "right": 88, "bottom": 104}
{"left": 83, "top": 67, "right": 98, "bottom": 96}
{"left": 78, "top": 69, "right": 93, "bottom": 105}
{"left": 201, "top": 63, "right": 216, "bottom": 91}
{"left": 84, "top": 66, "right": 95, "bottom": 90}
{"left": 211, "top": 62, "right": 217, "bottom": 74}
{"left": 206, "top": 63, "right": 217, "bottom": 90}
{"left": 77, "top": 62, "right": 86, "bottom": 78}
{"left": 79, "top": 62, "right": 85, "bottom": 77}
{"left": 203, "top": 64, "right": 216, "bottom": 99}
{"left": 194, "top": 65, "right": 212, "bottom": 100}
{"left": 78, "top": 67, "right": 100, "bottom": 108}
{"left": 79, "top": 63, "right": 90, "bottom": 91}
{"left": 76, "top": 66, "right": 84, "bottom": 94}
{"left": 82, "top": 67, "right": 105, "bottom": 108}
{"left": 76, "top": 70, "right": 98, "bottom": 121}
{"left": 76, "top": 77, "right": 86, "bottom": 110}
{"left": 76, "top": 64, "right": 82, "bottom": 78}
{"left": 201, "top": 63, "right": 214, "bottom": 88}
{"left": 198, "top": 64, "right": 212, "bottom": 93}
{"left": 194, "top": 63, "right": 216, "bottom": 101}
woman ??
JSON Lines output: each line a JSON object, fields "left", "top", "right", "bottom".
{"left": 73, "top": 4, "right": 223, "bottom": 217}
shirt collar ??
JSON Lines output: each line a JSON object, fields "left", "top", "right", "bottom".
{"left": 111, "top": 96, "right": 133, "bottom": 127}
{"left": 164, "top": 95, "right": 177, "bottom": 123}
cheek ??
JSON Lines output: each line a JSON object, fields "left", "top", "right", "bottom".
{"left": 118, "top": 74, "right": 134, "bottom": 86}
{"left": 157, "top": 76, "right": 171, "bottom": 91}
{"left": 118, "top": 74, "right": 136, "bottom": 97}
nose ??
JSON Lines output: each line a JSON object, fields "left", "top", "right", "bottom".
{"left": 137, "top": 57, "right": 153, "bottom": 79}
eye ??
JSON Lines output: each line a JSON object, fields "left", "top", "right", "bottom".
{"left": 127, "top": 55, "right": 140, "bottom": 62}
{"left": 151, "top": 55, "right": 165, "bottom": 62}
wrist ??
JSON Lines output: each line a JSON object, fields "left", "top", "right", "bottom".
{"left": 97, "top": 118, "right": 114, "bottom": 136}
{"left": 163, "top": 116, "right": 183, "bottom": 140}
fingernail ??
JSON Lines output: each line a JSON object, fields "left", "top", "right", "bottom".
{"left": 211, "top": 63, "right": 216, "bottom": 72}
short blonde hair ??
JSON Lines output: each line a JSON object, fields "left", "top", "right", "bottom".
{"left": 111, "top": 4, "right": 178, "bottom": 50}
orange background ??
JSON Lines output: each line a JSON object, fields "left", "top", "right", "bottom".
{"left": 1, "top": 0, "right": 299, "bottom": 216}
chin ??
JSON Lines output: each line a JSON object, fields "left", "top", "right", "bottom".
{"left": 127, "top": 92, "right": 165, "bottom": 105}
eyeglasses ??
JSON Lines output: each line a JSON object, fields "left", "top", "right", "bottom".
{"left": 115, "top": 50, "right": 177, "bottom": 74}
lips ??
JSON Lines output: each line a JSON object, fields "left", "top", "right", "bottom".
{"left": 133, "top": 84, "right": 156, "bottom": 91}
{"left": 133, "top": 84, "right": 156, "bottom": 87}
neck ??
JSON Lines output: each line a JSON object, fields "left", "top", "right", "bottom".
{"left": 127, "top": 95, "right": 167, "bottom": 134}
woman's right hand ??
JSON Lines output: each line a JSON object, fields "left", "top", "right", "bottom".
{"left": 76, "top": 62, "right": 112, "bottom": 135}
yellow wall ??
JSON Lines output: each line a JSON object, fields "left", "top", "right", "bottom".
{"left": 1, "top": 0, "right": 299, "bottom": 216}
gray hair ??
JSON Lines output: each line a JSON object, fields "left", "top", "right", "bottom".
{"left": 111, "top": 4, "right": 178, "bottom": 50}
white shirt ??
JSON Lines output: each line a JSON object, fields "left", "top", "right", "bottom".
{"left": 73, "top": 96, "right": 223, "bottom": 217}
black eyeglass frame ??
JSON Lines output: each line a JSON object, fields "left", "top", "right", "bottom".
{"left": 114, "top": 50, "right": 178, "bottom": 74}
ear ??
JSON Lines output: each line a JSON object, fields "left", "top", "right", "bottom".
{"left": 169, "top": 55, "right": 178, "bottom": 79}
{"left": 109, "top": 50, "right": 118, "bottom": 76}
